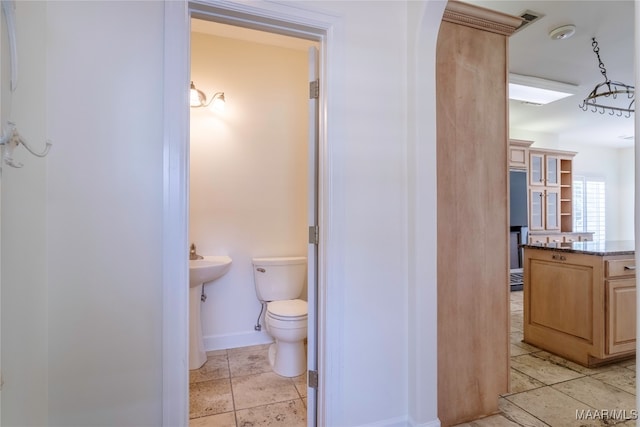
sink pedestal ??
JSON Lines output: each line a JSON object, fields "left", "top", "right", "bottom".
{"left": 189, "top": 283, "right": 207, "bottom": 370}
{"left": 188, "top": 255, "right": 232, "bottom": 370}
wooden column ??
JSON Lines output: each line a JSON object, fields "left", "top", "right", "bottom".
{"left": 436, "top": 2, "right": 520, "bottom": 425}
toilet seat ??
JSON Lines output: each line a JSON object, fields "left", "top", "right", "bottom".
{"left": 267, "top": 299, "right": 308, "bottom": 321}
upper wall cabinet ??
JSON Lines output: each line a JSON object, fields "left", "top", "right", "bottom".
{"left": 527, "top": 148, "right": 576, "bottom": 235}
{"left": 509, "top": 139, "right": 533, "bottom": 170}
{"left": 530, "top": 152, "right": 559, "bottom": 187}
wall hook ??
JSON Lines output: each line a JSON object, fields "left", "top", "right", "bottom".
{"left": 0, "top": 121, "right": 52, "bottom": 168}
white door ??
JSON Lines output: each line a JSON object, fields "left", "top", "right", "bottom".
{"left": 306, "top": 45, "right": 319, "bottom": 427}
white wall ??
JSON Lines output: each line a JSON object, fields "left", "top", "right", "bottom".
{"left": 618, "top": 147, "right": 635, "bottom": 238}
{"left": 45, "top": 1, "right": 164, "bottom": 425}
{"left": 1, "top": 1, "right": 444, "bottom": 426}
{"left": 511, "top": 128, "right": 635, "bottom": 240}
{"left": 190, "top": 32, "right": 310, "bottom": 349}
{"left": 1, "top": 2, "right": 48, "bottom": 425}
{"left": 407, "top": 1, "right": 445, "bottom": 425}
{"left": 319, "top": 2, "right": 413, "bottom": 425}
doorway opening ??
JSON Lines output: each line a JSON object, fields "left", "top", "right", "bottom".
{"left": 159, "top": 1, "right": 333, "bottom": 425}
{"left": 188, "top": 17, "right": 319, "bottom": 426}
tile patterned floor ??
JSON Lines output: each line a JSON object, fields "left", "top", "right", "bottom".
{"left": 192, "top": 292, "right": 636, "bottom": 427}
{"left": 189, "top": 344, "right": 307, "bottom": 427}
{"left": 454, "top": 290, "right": 637, "bottom": 427}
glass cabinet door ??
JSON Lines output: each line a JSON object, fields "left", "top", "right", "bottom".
{"left": 530, "top": 153, "right": 544, "bottom": 186}
{"left": 530, "top": 190, "right": 544, "bottom": 230}
{"left": 546, "top": 156, "right": 559, "bottom": 186}
{"left": 545, "top": 189, "right": 560, "bottom": 230}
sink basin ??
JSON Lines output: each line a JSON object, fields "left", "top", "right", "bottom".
{"left": 189, "top": 255, "right": 232, "bottom": 288}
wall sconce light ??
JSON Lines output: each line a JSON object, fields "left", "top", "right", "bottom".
{"left": 190, "top": 81, "right": 225, "bottom": 110}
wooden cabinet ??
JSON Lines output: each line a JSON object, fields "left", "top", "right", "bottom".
{"left": 528, "top": 231, "right": 593, "bottom": 244}
{"left": 530, "top": 187, "right": 560, "bottom": 231}
{"left": 606, "top": 278, "right": 636, "bottom": 354}
{"left": 524, "top": 246, "right": 636, "bottom": 367}
{"left": 527, "top": 149, "right": 576, "bottom": 241}
{"left": 559, "top": 157, "right": 574, "bottom": 231}
{"left": 436, "top": 2, "right": 520, "bottom": 425}
{"left": 563, "top": 232, "right": 594, "bottom": 243}
{"left": 509, "top": 139, "right": 533, "bottom": 169}
{"left": 605, "top": 257, "right": 637, "bottom": 354}
{"left": 530, "top": 152, "right": 559, "bottom": 187}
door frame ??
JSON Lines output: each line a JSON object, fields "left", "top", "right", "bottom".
{"left": 162, "top": 1, "right": 335, "bottom": 425}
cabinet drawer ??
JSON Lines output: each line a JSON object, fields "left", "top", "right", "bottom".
{"left": 547, "top": 235, "right": 563, "bottom": 244}
{"left": 529, "top": 235, "right": 549, "bottom": 244}
{"left": 606, "top": 259, "right": 636, "bottom": 278}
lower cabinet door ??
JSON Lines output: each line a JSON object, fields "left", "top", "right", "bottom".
{"left": 606, "top": 278, "right": 636, "bottom": 354}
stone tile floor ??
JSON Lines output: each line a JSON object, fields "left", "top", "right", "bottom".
{"left": 454, "top": 290, "right": 637, "bottom": 427}
{"left": 189, "top": 344, "right": 307, "bottom": 427}
{"left": 190, "top": 291, "right": 636, "bottom": 427}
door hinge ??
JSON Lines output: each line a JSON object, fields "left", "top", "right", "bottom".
{"left": 308, "top": 369, "right": 318, "bottom": 389}
{"left": 308, "top": 225, "right": 319, "bottom": 245}
{"left": 309, "top": 79, "right": 319, "bottom": 99}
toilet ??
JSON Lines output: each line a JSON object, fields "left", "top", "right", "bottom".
{"left": 252, "top": 256, "right": 307, "bottom": 377}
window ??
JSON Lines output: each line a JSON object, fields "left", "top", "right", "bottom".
{"left": 573, "top": 176, "right": 606, "bottom": 241}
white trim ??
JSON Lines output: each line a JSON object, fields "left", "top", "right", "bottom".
{"left": 411, "top": 420, "right": 441, "bottom": 427}
{"left": 407, "top": 1, "right": 445, "bottom": 425}
{"left": 162, "top": 1, "right": 338, "bottom": 426}
{"left": 162, "top": 1, "right": 191, "bottom": 426}
{"left": 349, "top": 415, "right": 441, "bottom": 427}
{"left": 203, "top": 330, "right": 273, "bottom": 351}
{"left": 635, "top": 0, "right": 640, "bottom": 417}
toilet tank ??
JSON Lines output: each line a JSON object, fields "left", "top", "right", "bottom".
{"left": 252, "top": 256, "right": 307, "bottom": 302}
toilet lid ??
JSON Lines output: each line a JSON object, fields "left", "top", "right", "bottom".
{"left": 267, "top": 299, "right": 308, "bottom": 319}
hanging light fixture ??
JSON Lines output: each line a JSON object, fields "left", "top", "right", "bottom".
{"left": 190, "top": 81, "right": 225, "bottom": 110}
{"left": 579, "top": 38, "right": 634, "bottom": 117}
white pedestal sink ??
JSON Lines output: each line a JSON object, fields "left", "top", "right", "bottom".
{"left": 189, "top": 255, "right": 232, "bottom": 370}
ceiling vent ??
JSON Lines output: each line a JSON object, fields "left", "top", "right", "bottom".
{"left": 515, "top": 10, "right": 544, "bottom": 33}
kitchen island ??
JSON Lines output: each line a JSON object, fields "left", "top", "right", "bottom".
{"left": 523, "top": 241, "right": 636, "bottom": 367}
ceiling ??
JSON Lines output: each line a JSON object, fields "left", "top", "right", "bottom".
{"left": 193, "top": 2, "right": 635, "bottom": 149}
{"left": 468, "top": 0, "right": 635, "bottom": 148}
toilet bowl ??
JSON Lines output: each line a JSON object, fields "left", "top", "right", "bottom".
{"left": 265, "top": 299, "right": 308, "bottom": 377}
{"left": 252, "top": 256, "right": 308, "bottom": 377}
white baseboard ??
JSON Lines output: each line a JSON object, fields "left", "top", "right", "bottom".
{"left": 351, "top": 416, "right": 408, "bottom": 427}
{"left": 353, "top": 415, "right": 439, "bottom": 427}
{"left": 406, "top": 416, "right": 441, "bottom": 427}
{"left": 203, "top": 330, "right": 274, "bottom": 351}
{"left": 414, "top": 420, "right": 441, "bottom": 427}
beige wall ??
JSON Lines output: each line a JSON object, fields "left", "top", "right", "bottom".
{"left": 190, "top": 31, "right": 310, "bottom": 348}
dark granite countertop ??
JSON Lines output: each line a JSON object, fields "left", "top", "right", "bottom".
{"left": 523, "top": 240, "right": 635, "bottom": 256}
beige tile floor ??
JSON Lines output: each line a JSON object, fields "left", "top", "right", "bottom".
{"left": 189, "top": 343, "right": 307, "bottom": 427}
{"left": 455, "top": 290, "right": 637, "bottom": 427}
{"left": 191, "top": 291, "right": 636, "bottom": 427}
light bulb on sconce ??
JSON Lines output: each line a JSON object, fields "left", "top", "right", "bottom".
{"left": 190, "top": 81, "right": 226, "bottom": 111}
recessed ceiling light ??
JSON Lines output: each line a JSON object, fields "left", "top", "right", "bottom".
{"left": 549, "top": 25, "right": 576, "bottom": 40}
